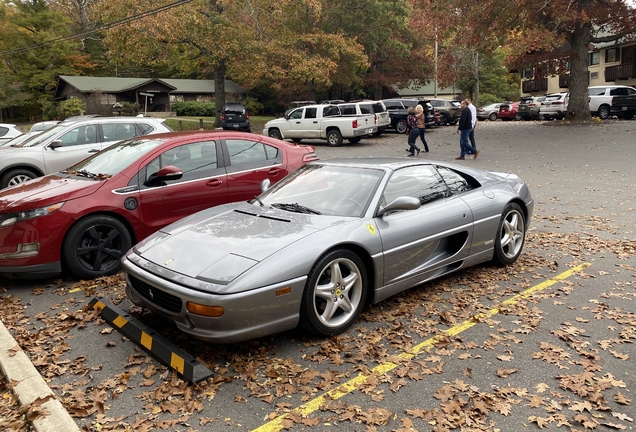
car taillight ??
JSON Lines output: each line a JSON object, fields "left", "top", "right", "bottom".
{"left": 302, "top": 152, "right": 319, "bottom": 162}
{"left": 352, "top": 119, "right": 358, "bottom": 128}
{"left": 221, "top": 113, "right": 226, "bottom": 121}
{"left": 529, "top": 103, "right": 536, "bottom": 107}
{"left": 245, "top": 113, "right": 250, "bottom": 119}
{"left": 553, "top": 101, "right": 563, "bottom": 105}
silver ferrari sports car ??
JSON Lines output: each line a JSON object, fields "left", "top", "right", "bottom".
{"left": 122, "top": 158, "right": 533, "bottom": 343}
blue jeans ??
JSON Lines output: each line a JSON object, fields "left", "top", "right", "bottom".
{"left": 418, "top": 128, "right": 429, "bottom": 151}
{"left": 460, "top": 129, "right": 476, "bottom": 156}
{"left": 469, "top": 129, "right": 476, "bottom": 149}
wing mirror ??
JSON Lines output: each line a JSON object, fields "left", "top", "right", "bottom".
{"left": 49, "top": 140, "right": 63, "bottom": 149}
{"left": 144, "top": 165, "right": 183, "bottom": 187}
{"left": 260, "top": 178, "right": 271, "bottom": 193}
{"left": 377, "top": 196, "right": 420, "bottom": 217}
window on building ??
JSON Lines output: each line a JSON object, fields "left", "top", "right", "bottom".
{"left": 606, "top": 48, "right": 620, "bottom": 63}
{"left": 589, "top": 51, "right": 600, "bottom": 66}
{"left": 521, "top": 67, "right": 534, "bottom": 79}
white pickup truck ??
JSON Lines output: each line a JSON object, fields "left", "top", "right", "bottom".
{"left": 263, "top": 104, "right": 377, "bottom": 146}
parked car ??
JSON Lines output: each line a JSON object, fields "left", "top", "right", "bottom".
{"left": 121, "top": 157, "right": 533, "bottom": 343}
{"left": 429, "top": 98, "right": 462, "bottom": 125}
{"left": 588, "top": 85, "right": 636, "bottom": 119}
{"left": 498, "top": 102, "right": 520, "bottom": 121}
{"left": 221, "top": 103, "right": 250, "bottom": 132}
{"left": 381, "top": 98, "right": 435, "bottom": 133}
{"left": 338, "top": 100, "right": 390, "bottom": 136}
{"left": 0, "top": 124, "right": 23, "bottom": 145}
{"left": 540, "top": 93, "right": 569, "bottom": 120}
{"left": 0, "top": 131, "right": 318, "bottom": 279}
{"left": 0, "top": 116, "right": 173, "bottom": 189}
{"left": 0, "top": 131, "right": 41, "bottom": 148}
{"left": 321, "top": 99, "right": 345, "bottom": 104}
{"left": 477, "top": 103, "right": 504, "bottom": 121}
{"left": 517, "top": 96, "right": 545, "bottom": 120}
{"left": 264, "top": 104, "right": 376, "bottom": 146}
{"left": 30, "top": 121, "right": 60, "bottom": 132}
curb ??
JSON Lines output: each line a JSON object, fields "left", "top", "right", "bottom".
{"left": 0, "top": 320, "right": 80, "bottom": 432}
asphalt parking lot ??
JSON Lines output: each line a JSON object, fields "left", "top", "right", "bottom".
{"left": 1, "top": 119, "right": 635, "bottom": 431}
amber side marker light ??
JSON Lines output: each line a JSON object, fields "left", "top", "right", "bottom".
{"left": 186, "top": 302, "right": 224, "bottom": 317}
{"left": 276, "top": 287, "right": 291, "bottom": 296}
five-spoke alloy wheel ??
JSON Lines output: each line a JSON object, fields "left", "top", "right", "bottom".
{"left": 492, "top": 203, "right": 526, "bottom": 266}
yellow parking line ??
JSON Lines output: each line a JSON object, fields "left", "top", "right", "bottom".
{"left": 252, "top": 262, "right": 591, "bottom": 432}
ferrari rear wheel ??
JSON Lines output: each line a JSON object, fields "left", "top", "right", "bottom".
{"left": 63, "top": 215, "right": 132, "bottom": 279}
{"left": 300, "top": 249, "right": 367, "bottom": 336}
{"left": 492, "top": 203, "right": 526, "bottom": 266}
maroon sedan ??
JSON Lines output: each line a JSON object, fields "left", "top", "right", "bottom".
{"left": 497, "top": 102, "right": 521, "bottom": 121}
{"left": 0, "top": 131, "right": 317, "bottom": 279}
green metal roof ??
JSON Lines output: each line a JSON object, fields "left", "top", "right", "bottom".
{"left": 58, "top": 76, "right": 246, "bottom": 94}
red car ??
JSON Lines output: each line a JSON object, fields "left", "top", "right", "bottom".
{"left": 497, "top": 102, "right": 521, "bottom": 121}
{"left": 0, "top": 131, "right": 317, "bottom": 279}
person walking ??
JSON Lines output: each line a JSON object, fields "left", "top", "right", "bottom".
{"left": 465, "top": 98, "right": 477, "bottom": 150}
{"left": 405, "top": 106, "right": 421, "bottom": 156}
{"left": 414, "top": 104, "right": 430, "bottom": 152}
{"left": 456, "top": 100, "right": 479, "bottom": 160}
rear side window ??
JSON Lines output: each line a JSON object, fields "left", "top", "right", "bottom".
{"left": 610, "top": 88, "right": 628, "bottom": 96}
{"left": 323, "top": 106, "right": 340, "bottom": 117}
{"left": 383, "top": 101, "right": 403, "bottom": 110}
{"left": 305, "top": 108, "right": 317, "bottom": 119}
{"left": 339, "top": 104, "right": 356, "bottom": 115}
{"left": 402, "top": 100, "right": 417, "bottom": 108}
{"left": 227, "top": 139, "right": 281, "bottom": 166}
{"left": 588, "top": 87, "right": 607, "bottom": 96}
{"left": 359, "top": 104, "right": 373, "bottom": 114}
{"left": 138, "top": 123, "right": 155, "bottom": 135}
{"left": 0, "top": 127, "right": 8, "bottom": 137}
{"left": 102, "top": 123, "right": 137, "bottom": 141}
{"left": 372, "top": 102, "right": 385, "bottom": 113}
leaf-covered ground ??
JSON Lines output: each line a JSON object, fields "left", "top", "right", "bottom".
{"left": 1, "top": 225, "right": 634, "bottom": 431}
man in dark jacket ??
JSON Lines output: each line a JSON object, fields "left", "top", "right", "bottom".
{"left": 456, "top": 100, "right": 479, "bottom": 160}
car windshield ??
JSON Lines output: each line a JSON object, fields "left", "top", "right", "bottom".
{"left": 16, "top": 124, "right": 69, "bottom": 147}
{"left": 63, "top": 138, "right": 167, "bottom": 177}
{"left": 259, "top": 164, "right": 385, "bottom": 217}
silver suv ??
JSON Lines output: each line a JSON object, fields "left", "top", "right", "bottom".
{"left": 0, "top": 116, "right": 173, "bottom": 189}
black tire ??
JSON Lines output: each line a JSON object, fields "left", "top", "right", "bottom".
{"left": 395, "top": 119, "right": 408, "bottom": 134}
{"left": 326, "top": 129, "right": 343, "bottom": 147}
{"left": 348, "top": 137, "right": 361, "bottom": 144}
{"left": 440, "top": 113, "right": 449, "bottom": 125}
{"left": 63, "top": 215, "right": 132, "bottom": 279}
{"left": 299, "top": 249, "right": 367, "bottom": 336}
{"left": 597, "top": 105, "right": 611, "bottom": 120}
{"left": 268, "top": 128, "right": 282, "bottom": 140}
{"left": 514, "top": 113, "right": 522, "bottom": 121}
{"left": 492, "top": 203, "right": 526, "bottom": 266}
{"left": 488, "top": 112, "right": 497, "bottom": 121}
{"left": 1, "top": 168, "right": 38, "bottom": 189}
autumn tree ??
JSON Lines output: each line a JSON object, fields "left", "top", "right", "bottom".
{"left": 0, "top": 0, "right": 93, "bottom": 117}
{"left": 434, "top": 0, "right": 636, "bottom": 122}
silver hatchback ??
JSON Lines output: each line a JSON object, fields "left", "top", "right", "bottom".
{"left": 0, "top": 117, "right": 173, "bottom": 189}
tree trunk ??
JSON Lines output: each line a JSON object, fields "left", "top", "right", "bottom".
{"left": 565, "top": 13, "right": 592, "bottom": 122}
{"left": 214, "top": 59, "right": 226, "bottom": 128}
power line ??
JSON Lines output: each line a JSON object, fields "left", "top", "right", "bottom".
{"left": 0, "top": 0, "right": 194, "bottom": 55}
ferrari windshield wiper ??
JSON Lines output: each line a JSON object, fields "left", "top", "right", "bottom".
{"left": 251, "top": 196, "right": 265, "bottom": 207}
{"left": 271, "top": 202, "right": 321, "bottom": 215}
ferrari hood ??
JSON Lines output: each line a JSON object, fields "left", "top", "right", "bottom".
{"left": 137, "top": 208, "right": 328, "bottom": 280}
{"left": 0, "top": 175, "right": 105, "bottom": 210}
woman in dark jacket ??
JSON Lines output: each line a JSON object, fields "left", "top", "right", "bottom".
{"left": 406, "top": 106, "right": 421, "bottom": 156}
{"left": 456, "top": 101, "right": 479, "bottom": 160}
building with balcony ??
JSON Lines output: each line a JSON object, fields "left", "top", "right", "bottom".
{"left": 520, "top": 40, "right": 636, "bottom": 96}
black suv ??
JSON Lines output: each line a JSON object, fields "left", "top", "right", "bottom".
{"left": 221, "top": 103, "right": 250, "bottom": 132}
{"left": 380, "top": 98, "right": 435, "bottom": 133}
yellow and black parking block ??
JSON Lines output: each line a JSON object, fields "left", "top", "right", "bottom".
{"left": 88, "top": 297, "right": 213, "bottom": 384}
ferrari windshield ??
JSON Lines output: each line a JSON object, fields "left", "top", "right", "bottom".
{"left": 63, "top": 138, "right": 167, "bottom": 177}
{"left": 260, "top": 164, "right": 384, "bottom": 217}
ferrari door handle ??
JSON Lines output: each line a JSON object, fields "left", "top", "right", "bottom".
{"left": 88, "top": 149, "right": 99, "bottom": 153}
{"left": 268, "top": 168, "right": 282, "bottom": 176}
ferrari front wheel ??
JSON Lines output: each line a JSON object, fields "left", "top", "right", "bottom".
{"left": 299, "top": 249, "right": 367, "bottom": 336}
{"left": 492, "top": 203, "right": 526, "bottom": 266}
